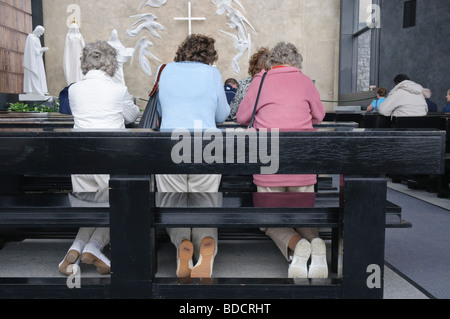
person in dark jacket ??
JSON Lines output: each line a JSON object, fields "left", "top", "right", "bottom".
{"left": 423, "top": 88, "right": 437, "bottom": 112}
{"left": 443, "top": 89, "right": 450, "bottom": 112}
{"left": 224, "top": 78, "right": 238, "bottom": 105}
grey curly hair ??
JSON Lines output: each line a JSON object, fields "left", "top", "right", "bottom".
{"left": 81, "top": 41, "right": 118, "bottom": 77}
{"left": 267, "top": 42, "right": 303, "bottom": 69}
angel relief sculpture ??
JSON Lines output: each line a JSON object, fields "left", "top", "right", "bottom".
{"left": 137, "top": 0, "right": 167, "bottom": 11}
{"left": 130, "top": 37, "right": 162, "bottom": 77}
{"left": 127, "top": 9, "right": 165, "bottom": 77}
{"left": 127, "top": 13, "right": 165, "bottom": 38}
{"left": 213, "top": 0, "right": 255, "bottom": 73}
{"left": 128, "top": 0, "right": 256, "bottom": 76}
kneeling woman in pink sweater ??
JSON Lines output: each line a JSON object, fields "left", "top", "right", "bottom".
{"left": 236, "top": 42, "right": 328, "bottom": 279}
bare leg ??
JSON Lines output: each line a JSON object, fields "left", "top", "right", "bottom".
{"left": 296, "top": 227, "right": 320, "bottom": 241}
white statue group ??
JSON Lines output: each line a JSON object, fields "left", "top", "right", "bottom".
{"left": 21, "top": 0, "right": 255, "bottom": 99}
{"left": 22, "top": 23, "right": 133, "bottom": 100}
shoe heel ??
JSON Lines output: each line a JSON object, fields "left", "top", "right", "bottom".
{"left": 81, "top": 252, "right": 95, "bottom": 265}
{"left": 58, "top": 250, "right": 81, "bottom": 276}
{"left": 66, "top": 250, "right": 80, "bottom": 264}
{"left": 82, "top": 252, "right": 111, "bottom": 275}
{"left": 308, "top": 238, "right": 328, "bottom": 279}
{"left": 177, "top": 240, "right": 194, "bottom": 278}
{"left": 288, "top": 239, "right": 311, "bottom": 278}
{"left": 191, "top": 237, "right": 215, "bottom": 278}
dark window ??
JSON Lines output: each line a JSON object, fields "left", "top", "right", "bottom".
{"left": 403, "top": 0, "right": 417, "bottom": 28}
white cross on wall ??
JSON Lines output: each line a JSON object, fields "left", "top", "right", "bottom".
{"left": 174, "top": 2, "right": 206, "bottom": 35}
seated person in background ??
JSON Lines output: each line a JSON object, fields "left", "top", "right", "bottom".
{"left": 237, "top": 42, "right": 327, "bottom": 279}
{"left": 443, "top": 89, "right": 450, "bottom": 112}
{"left": 224, "top": 78, "right": 238, "bottom": 105}
{"left": 378, "top": 74, "right": 428, "bottom": 117}
{"left": 228, "top": 47, "right": 271, "bottom": 121}
{"left": 58, "top": 41, "right": 140, "bottom": 276}
{"left": 423, "top": 88, "right": 438, "bottom": 112}
{"left": 366, "top": 87, "right": 386, "bottom": 112}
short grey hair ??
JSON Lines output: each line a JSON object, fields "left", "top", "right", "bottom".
{"left": 81, "top": 41, "right": 118, "bottom": 77}
{"left": 267, "top": 42, "right": 303, "bottom": 69}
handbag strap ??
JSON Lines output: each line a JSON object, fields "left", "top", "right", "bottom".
{"left": 248, "top": 71, "right": 267, "bottom": 128}
{"left": 149, "top": 64, "right": 167, "bottom": 97}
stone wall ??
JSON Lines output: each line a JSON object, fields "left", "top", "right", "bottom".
{"left": 379, "top": 0, "right": 450, "bottom": 111}
{"left": 356, "top": 30, "right": 371, "bottom": 92}
{"left": 42, "top": 0, "right": 340, "bottom": 111}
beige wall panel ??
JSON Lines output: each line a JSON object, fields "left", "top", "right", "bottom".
{"left": 303, "top": 41, "right": 339, "bottom": 110}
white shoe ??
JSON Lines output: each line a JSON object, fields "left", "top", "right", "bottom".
{"left": 308, "top": 238, "right": 328, "bottom": 278}
{"left": 81, "top": 242, "right": 111, "bottom": 275}
{"left": 58, "top": 240, "right": 84, "bottom": 276}
{"left": 288, "top": 239, "right": 311, "bottom": 278}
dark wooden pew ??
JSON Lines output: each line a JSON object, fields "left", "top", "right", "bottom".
{"left": 0, "top": 117, "right": 358, "bottom": 193}
{"left": 0, "top": 111, "right": 73, "bottom": 119}
{"left": 363, "top": 113, "right": 450, "bottom": 197}
{"left": 0, "top": 128, "right": 445, "bottom": 299}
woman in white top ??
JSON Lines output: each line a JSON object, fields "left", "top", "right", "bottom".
{"left": 58, "top": 41, "right": 140, "bottom": 276}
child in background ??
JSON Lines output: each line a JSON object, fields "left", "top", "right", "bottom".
{"left": 367, "top": 87, "right": 386, "bottom": 112}
{"left": 224, "top": 78, "right": 238, "bottom": 105}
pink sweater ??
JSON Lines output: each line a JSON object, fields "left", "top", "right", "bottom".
{"left": 236, "top": 67, "right": 325, "bottom": 187}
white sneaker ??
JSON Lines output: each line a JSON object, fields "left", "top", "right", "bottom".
{"left": 308, "top": 238, "right": 328, "bottom": 278}
{"left": 288, "top": 239, "right": 311, "bottom": 278}
{"left": 81, "top": 242, "right": 111, "bottom": 275}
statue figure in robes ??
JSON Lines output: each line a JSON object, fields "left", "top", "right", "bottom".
{"left": 107, "top": 30, "right": 134, "bottom": 85}
{"left": 63, "top": 19, "right": 85, "bottom": 85}
{"left": 23, "top": 26, "right": 49, "bottom": 96}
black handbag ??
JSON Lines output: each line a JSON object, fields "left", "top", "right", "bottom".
{"left": 138, "top": 64, "right": 167, "bottom": 129}
{"left": 248, "top": 71, "right": 267, "bottom": 128}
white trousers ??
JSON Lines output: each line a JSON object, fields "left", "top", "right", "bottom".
{"left": 258, "top": 185, "right": 317, "bottom": 260}
{"left": 71, "top": 174, "right": 110, "bottom": 193}
{"left": 155, "top": 174, "right": 221, "bottom": 260}
{"left": 73, "top": 227, "right": 110, "bottom": 249}
{"left": 70, "top": 174, "right": 110, "bottom": 249}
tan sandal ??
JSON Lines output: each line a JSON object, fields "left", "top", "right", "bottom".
{"left": 176, "top": 240, "right": 194, "bottom": 278}
{"left": 58, "top": 249, "right": 80, "bottom": 276}
{"left": 191, "top": 237, "right": 215, "bottom": 278}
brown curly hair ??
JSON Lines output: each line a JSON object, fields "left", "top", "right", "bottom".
{"left": 248, "top": 47, "right": 270, "bottom": 77}
{"left": 174, "top": 34, "right": 218, "bottom": 65}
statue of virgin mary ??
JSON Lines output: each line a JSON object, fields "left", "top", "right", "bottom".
{"left": 63, "top": 20, "right": 85, "bottom": 85}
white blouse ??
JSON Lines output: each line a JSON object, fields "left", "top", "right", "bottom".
{"left": 69, "top": 70, "right": 140, "bottom": 129}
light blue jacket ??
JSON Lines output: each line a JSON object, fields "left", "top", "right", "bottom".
{"left": 156, "top": 62, "right": 230, "bottom": 129}
{"left": 370, "top": 97, "right": 386, "bottom": 111}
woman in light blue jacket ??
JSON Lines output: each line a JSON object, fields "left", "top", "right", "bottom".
{"left": 155, "top": 34, "right": 230, "bottom": 278}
